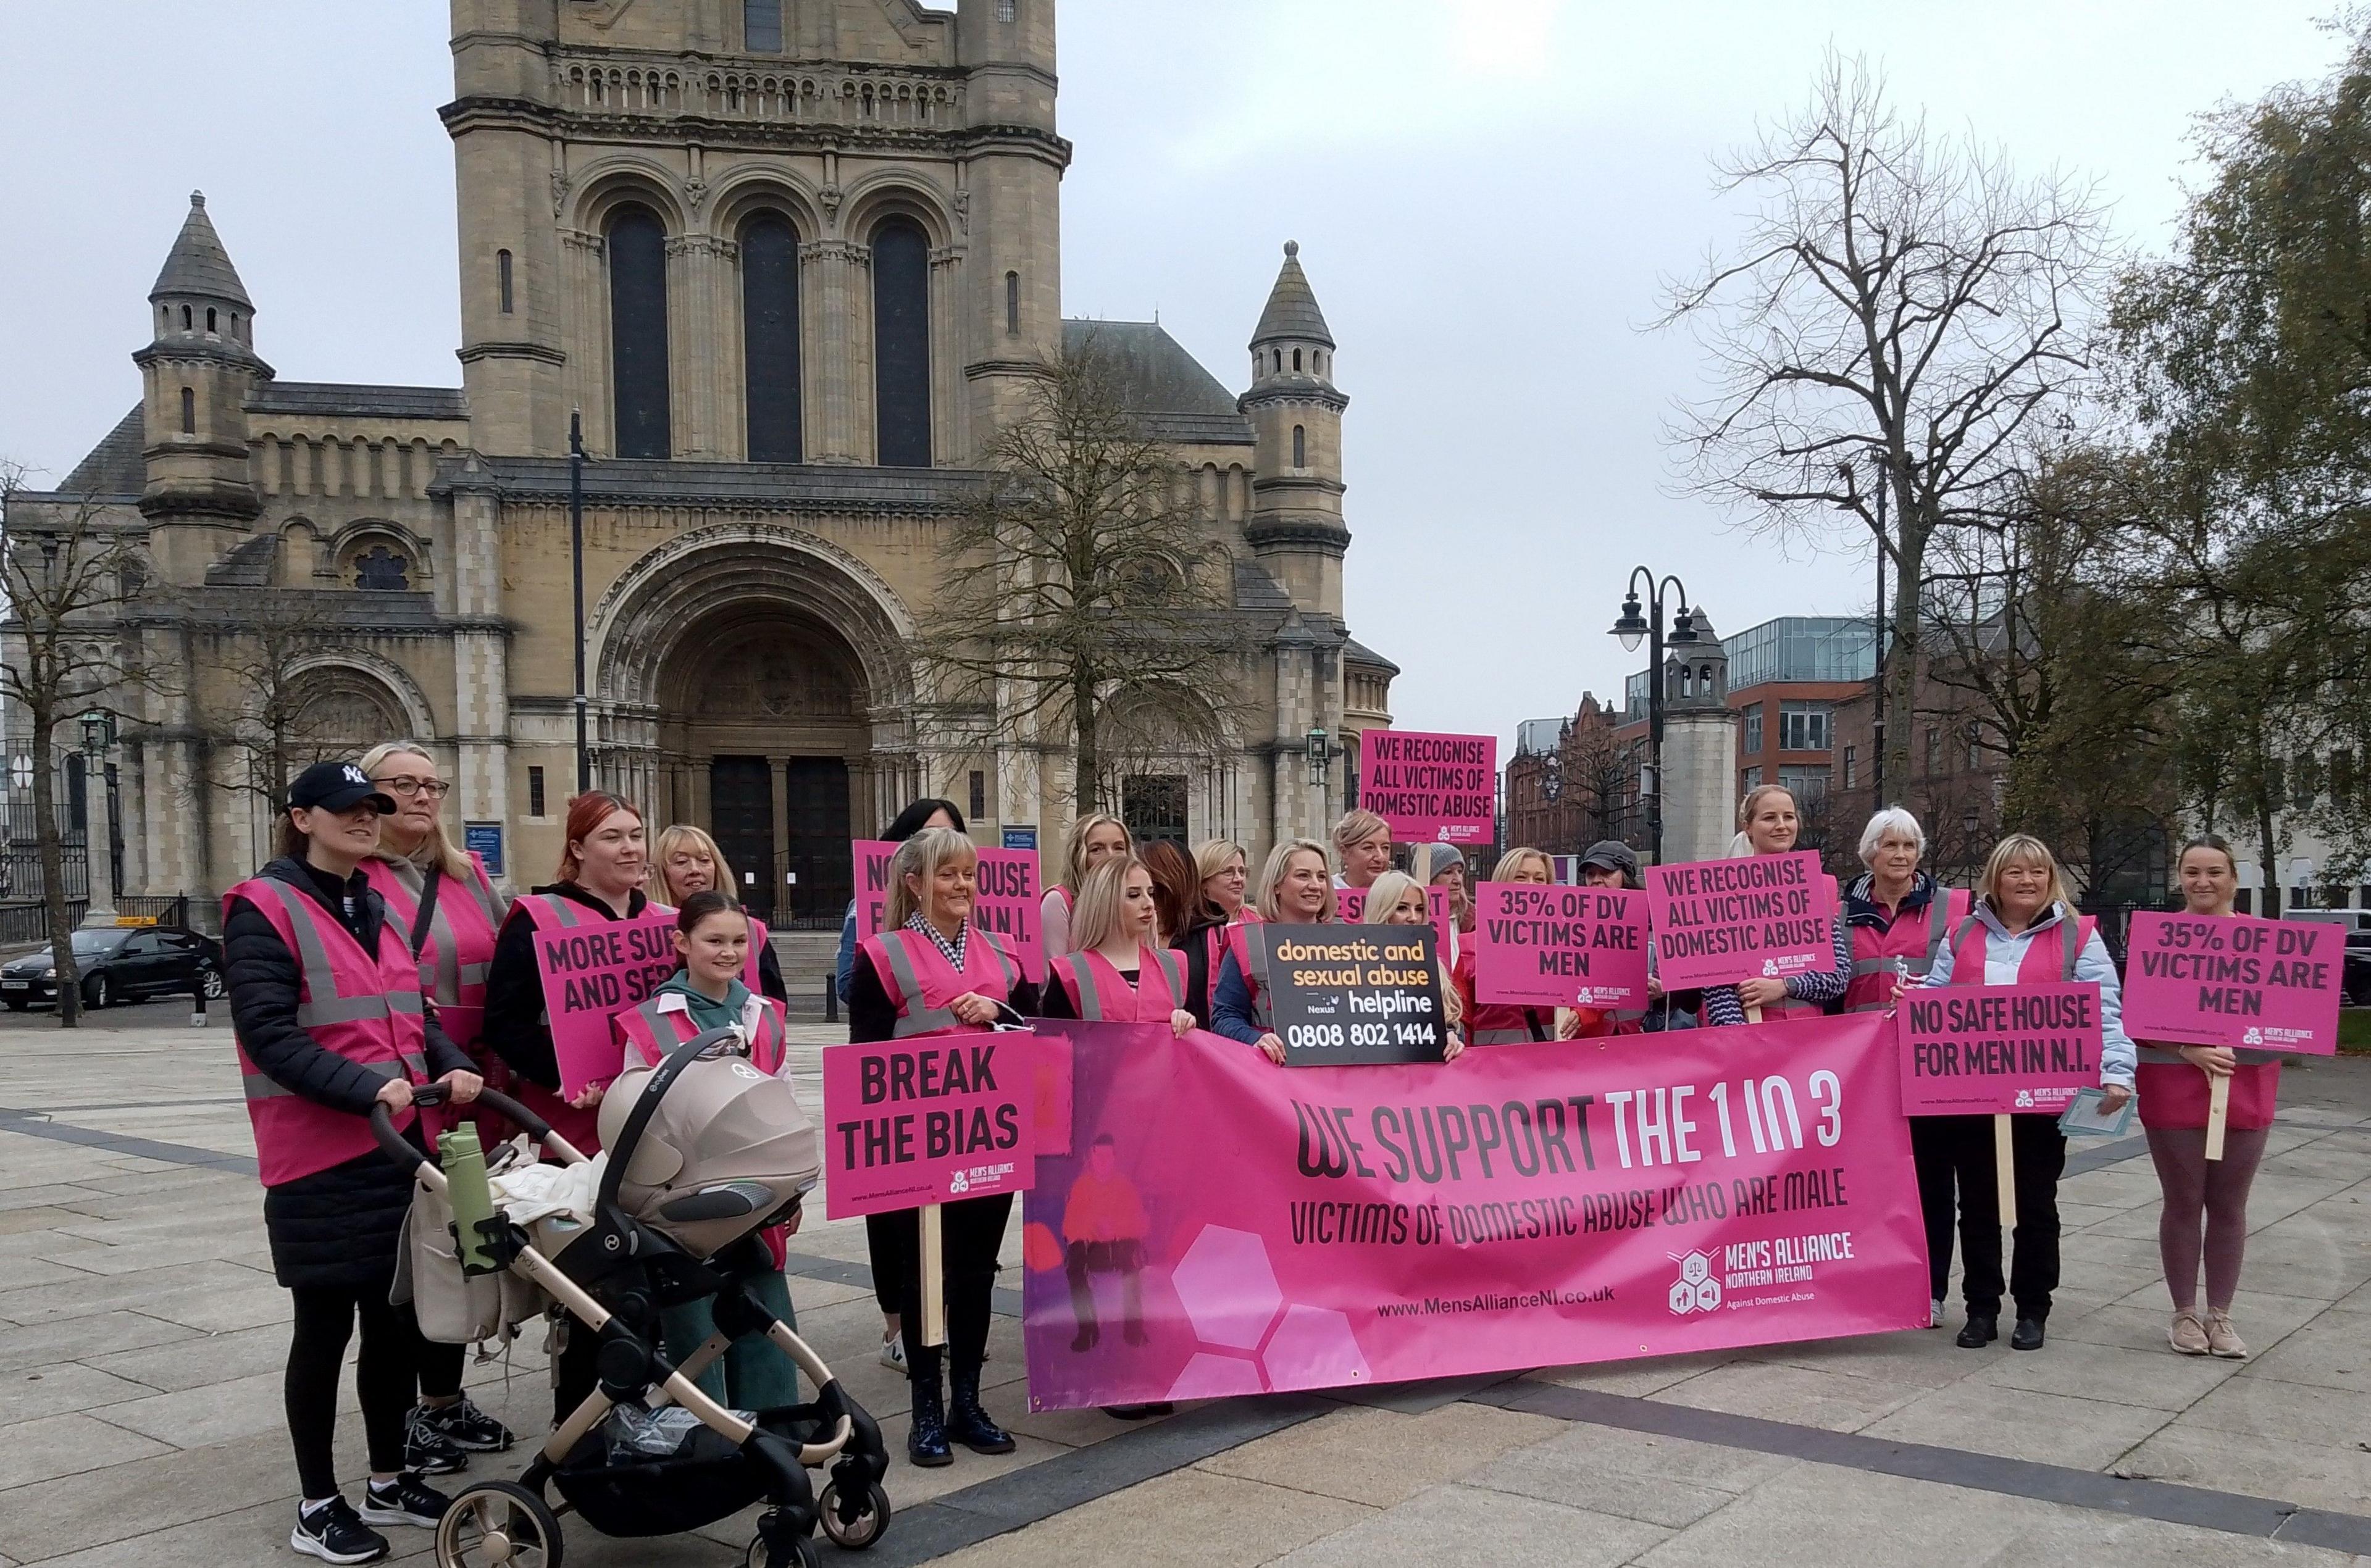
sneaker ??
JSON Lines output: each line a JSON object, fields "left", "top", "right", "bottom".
{"left": 402, "top": 1419, "right": 467, "bottom": 1475}
{"left": 412, "top": 1395, "right": 514, "bottom": 1453}
{"left": 2168, "top": 1308, "right": 2210, "bottom": 1356}
{"left": 2205, "top": 1309, "right": 2248, "bottom": 1359}
{"left": 1930, "top": 1298, "right": 1945, "bottom": 1329}
{"left": 290, "top": 1497, "right": 388, "bottom": 1564}
{"left": 358, "top": 1473, "right": 452, "bottom": 1530}
{"left": 879, "top": 1335, "right": 906, "bottom": 1372}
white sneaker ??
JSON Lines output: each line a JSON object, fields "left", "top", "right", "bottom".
{"left": 290, "top": 1498, "right": 388, "bottom": 1564}
{"left": 879, "top": 1335, "right": 906, "bottom": 1372}
{"left": 1930, "top": 1298, "right": 1945, "bottom": 1328}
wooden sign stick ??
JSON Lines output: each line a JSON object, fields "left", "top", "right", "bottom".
{"left": 1994, "top": 1114, "right": 2017, "bottom": 1231}
{"left": 919, "top": 1202, "right": 948, "bottom": 1348}
{"left": 2205, "top": 1074, "right": 2231, "bottom": 1162}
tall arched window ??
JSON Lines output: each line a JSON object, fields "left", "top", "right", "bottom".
{"left": 180, "top": 387, "right": 195, "bottom": 434}
{"left": 1005, "top": 270, "right": 1020, "bottom": 336}
{"left": 1292, "top": 424, "right": 1306, "bottom": 468}
{"left": 498, "top": 249, "right": 514, "bottom": 314}
{"left": 871, "top": 216, "right": 932, "bottom": 468}
{"left": 740, "top": 213, "right": 803, "bottom": 462}
{"left": 605, "top": 204, "right": 671, "bottom": 459}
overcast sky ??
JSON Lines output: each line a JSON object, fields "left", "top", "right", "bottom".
{"left": 0, "top": 2, "right": 2347, "bottom": 754}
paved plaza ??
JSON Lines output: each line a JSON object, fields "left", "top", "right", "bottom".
{"left": 1, "top": 1001, "right": 2366, "bottom": 1566}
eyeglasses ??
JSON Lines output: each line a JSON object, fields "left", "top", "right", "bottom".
{"left": 373, "top": 777, "right": 450, "bottom": 799}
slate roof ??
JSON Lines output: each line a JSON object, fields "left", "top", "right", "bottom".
{"left": 246, "top": 383, "right": 469, "bottom": 421}
{"left": 150, "top": 192, "right": 253, "bottom": 308}
{"left": 203, "top": 535, "right": 279, "bottom": 588}
{"left": 1344, "top": 637, "right": 1400, "bottom": 675}
{"left": 57, "top": 407, "right": 146, "bottom": 498}
{"left": 1063, "top": 319, "right": 1254, "bottom": 446}
{"left": 1251, "top": 241, "right": 1334, "bottom": 349}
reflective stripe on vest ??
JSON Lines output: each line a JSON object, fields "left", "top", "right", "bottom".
{"left": 1846, "top": 888, "right": 1968, "bottom": 1012}
{"left": 865, "top": 927, "right": 1019, "bottom": 1039}
{"left": 1947, "top": 909, "right": 2086, "bottom": 985}
{"left": 252, "top": 878, "right": 429, "bottom": 1032}
{"left": 617, "top": 991, "right": 790, "bottom": 1075}
{"left": 1056, "top": 948, "right": 1185, "bottom": 1022}
{"left": 364, "top": 859, "right": 497, "bottom": 1011}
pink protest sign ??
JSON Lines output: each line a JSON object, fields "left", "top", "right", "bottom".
{"left": 535, "top": 912, "right": 681, "bottom": 1098}
{"left": 1334, "top": 882, "right": 1454, "bottom": 951}
{"left": 1018, "top": 1015, "right": 1928, "bottom": 1411}
{"left": 821, "top": 1030, "right": 1039, "bottom": 1219}
{"left": 1473, "top": 882, "right": 1650, "bottom": 1008}
{"left": 1896, "top": 982, "right": 2105, "bottom": 1114}
{"left": 1645, "top": 851, "right": 1838, "bottom": 990}
{"left": 853, "top": 838, "right": 1044, "bottom": 982}
{"left": 1358, "top": 730, "right": 1496, "bottom": 845}
{"left": 2122, "top": 912, "right": 2343, "bottom": 1055}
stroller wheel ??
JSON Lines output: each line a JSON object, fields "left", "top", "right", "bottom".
{"left": 743, "top": 1535, "right": 822, "bottom": 1568}
{"left": 433, "top": 1479, "right": 562, "bottom": 1568}
{"left": 817, "top": 1480, "right": 893, "bottom": 1551}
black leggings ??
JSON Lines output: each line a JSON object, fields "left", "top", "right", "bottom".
{"left": 285, "top": 1286, "right": 446, "bottom": 1499}
{"left": 866, "top": 1193, "right": 1013, "bottom": 1380}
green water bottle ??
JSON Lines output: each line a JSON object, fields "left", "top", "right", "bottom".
{"left": 440, "top": 1124, "right": 498, "bottom": 1275}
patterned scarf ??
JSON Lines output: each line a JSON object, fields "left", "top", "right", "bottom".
{"left": 905, "top": 911, "right": 967, "bottom": 970}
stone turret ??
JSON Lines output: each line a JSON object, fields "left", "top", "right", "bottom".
{"left": 133, "top": 193, "right": 270, "bottom": 573}
{"left": 1658, "top": 609, "right": 1738, "bottom": 864}
{"left": 1240, "top": 241, "right": 1349, "bottom": 617}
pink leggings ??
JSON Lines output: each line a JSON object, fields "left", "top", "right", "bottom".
{"left": 2146, "top": 1124, "right": 2268, "bottom": 1312}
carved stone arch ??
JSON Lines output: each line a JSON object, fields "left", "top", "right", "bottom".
{"left": 839, "top": 175, "right": 956, "bottom": 251}
{"left": 708, "top": 166, "right": 823, "bottom": 242}
{"left": 281, "top": 653, "right": 437, "bottom": 754}
{"left": 278, "top": 517, "right": 325, "bottom": 582}
{"left": 322, "top": 517, "right": 433, "bottom": 588}
{"left": 569, "top": 156, "right": 690, "bottom": 236}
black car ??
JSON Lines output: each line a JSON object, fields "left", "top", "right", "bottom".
{"left": 2348, "top": 930, "right": 2371, "bottom": 1008}
{"left": 0, "top": 925, "right": 225, "bottom": 1011}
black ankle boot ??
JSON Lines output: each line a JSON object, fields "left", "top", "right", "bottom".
{"left": 907, "top": 1362, "right": 951, "bottom": 1467}
{"left": 947, "top": 1364, "right": 1016, "bottom": 1455}
{"left": 1955, "top": 1313, "right": 1998, "bottom": 1349}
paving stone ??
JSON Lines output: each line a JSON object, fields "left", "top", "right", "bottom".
{"left": 0, "top": 1411, "right": 174, "bottom": 1488}
{"left": 0, "top": 1259, "right": 266, "bottom": 1326}
{"left": 1193, "top": 1400, "right": 1561, "bottom": 1507}
{"left": 0, "top": 1360, "right": 159, "bottom": 1425}
{"left": 1526, "top": 1348, "right": 1737, "bottom": 1397}
{"left": 1973, "top": 1337, "right": 2246, "bottom": 1411}
{"left": 930, "top": 1467, "right": 1373, "bottom": 1568}
{"left": 0, "top": 1426, "right": 293, "bottom": 1562}
{"left": 94, "top": 1367, "right": 287, "bottom": 1448}
{"left": 0, "top": 1206, "right": 88, "bottom": 1236}
{"left": 136, "top": 1279, "right": 290, "bottom": 1335}
{"left": 1274, "top": 1480, "right": 1671, "bottom": 1567}
{"left": 0, "top": 1311, "right": 198, "bottom": 1374}
{"left": 2117, "top": 1424, "right": 2371, "bottom": 1517}
{"left": 2235, "top": 1309, "right": 2371, "bottom": 1393}
{"left": 86, "top": 1323, "right": 290, "bottom": 1393}
{"left": 1857, "top": 1378, "right": 2175, "bottom": 1469}
{"left": 1465, "top": 1434, "right": 1749, "bottom": 1528}
{"left": 1650, "top": 1359, "right": 1920, "bottom": 1433}
{"left": 1628, "top": 1462, "right": 2077, "bottom": 1567}
{"left": 2175, "top": 1372, "right": 2370, "bottom": 1450}
{"left": 0, "top": 1184, "right": 107, "bottom": 1215}
{"left": 1753, "top": 1325, "right": 1978, "bottom": 1389}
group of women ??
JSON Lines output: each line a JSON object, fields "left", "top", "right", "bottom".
{"left": 227, "top": 760, "right": 2289, "bottom": 1553}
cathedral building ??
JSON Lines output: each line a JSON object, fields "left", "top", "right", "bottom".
{"left": 10, "top": 0, "right": 1395, "bottom": 926}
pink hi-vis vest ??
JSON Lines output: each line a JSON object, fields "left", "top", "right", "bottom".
{"left": 227, "top": 875, "right": 432, "bottom": 1188}
{"left": 860, "top": 925, "right": 1020, "bottom": 1038}
{"left": 613, "top": 989, "right": 790, "bottom": 1077}
{"left": 1945, "top": 908, "right": 2092, "bottom": 986}
{"left": 1754, "top": 873, "right": 1841, "bottom": 1021}
{"left": 363, "top": 853, "right": 504, "bottom": 1051}
{"left": 1223, "top": 923, "right": 1276, "bottom": 1031}
{"left": 1052, "top": 946, "right": 1185, "bottom": 1022}
{"left": 1844, "top": 886, "right": 1972, "bottom": 1013}
{"left": 508, "top": 891, "right": 675, "bottom": 1153}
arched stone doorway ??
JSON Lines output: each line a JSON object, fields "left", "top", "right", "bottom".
{"left": 591, "top": 525, "right": 919, "bottom": 925}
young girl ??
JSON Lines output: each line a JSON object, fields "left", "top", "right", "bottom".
{"left": 610, "top": 891, "right": 803, "bottom": 1409}
{"left": 1040, "top": 854, "right": 1197, "bottom": 1036}
{"left": 1359, "top": 869, "right": 1465, "bottom": 1059}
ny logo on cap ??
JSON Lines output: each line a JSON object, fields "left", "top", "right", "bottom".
{"left": 342, "top": 764, "right": 369, "bottom": 786}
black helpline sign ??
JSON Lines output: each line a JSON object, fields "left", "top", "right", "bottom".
{"left": 1257, "top": 924, "right": 1449, "bottom": 1065}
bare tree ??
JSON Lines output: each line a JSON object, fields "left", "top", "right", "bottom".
{"left": 912, "top": 340, "right": 1239, "bottom": 816}
{"left": 1662, "top": 52, "right": 2114, "bottom": 793}
{"left": 1563, "top": 701, "right": 1633, "bottom": 849}
{"left": 195, "top": 589, "right": 356, "bottom": 817}
{"left": 0, "top": 468, "right": 148, "bottom": 1026}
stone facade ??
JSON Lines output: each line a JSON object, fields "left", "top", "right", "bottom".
{"left": 8, "top": 0, "right": 1395, "bottom": 927}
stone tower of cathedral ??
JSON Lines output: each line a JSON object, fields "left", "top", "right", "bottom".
{"left": 10, "top": 0, "right": 1399, "bottom": 927}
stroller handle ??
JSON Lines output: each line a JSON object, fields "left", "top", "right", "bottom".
{"left": 366, "top": 1083, "right": 546, "bottom": 1174}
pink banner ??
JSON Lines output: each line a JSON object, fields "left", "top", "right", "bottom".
{"left": 1358, "top": 730, "right": 1497, "bottom": 845}
{"left": 2122, "top": 912, "right": 2342, "bottom": 1055}
{"left": 820, "top": 1030, "right": 1039, "bottom": 1219}
{"left": 1019, "top": 1015, "right": 1928, "bottom": 1409}
{"left": 1645, "top": 851, "right": 1838, "bottom": 989}
{"left": 1896, "top": 982, "right": 2105, "bottom": 1114}
{"left": 538, "top": 912, "right": 680, "bottom": 1098}
{"left": 1473, "top": 882, "right": 1650, "bottom": 1008}
{"left": 853, "top": 839, "right": 1044, "bottom": 983}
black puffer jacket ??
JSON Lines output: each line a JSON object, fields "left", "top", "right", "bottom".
{"left": 227, "top": 855, "right": 472, "bottom": 1289}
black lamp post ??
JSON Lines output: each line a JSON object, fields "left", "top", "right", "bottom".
{"left": 1609, "top": 567, "right": 1693, "bottom": 865}
{"left": 1307, "top": 725, "right": 1332, "bottom": 824}
{"left": 77, "top": 710, "right": 117, "bottom": 925}
{"left": 569, "top": 408, "right": 590, "bottom": 794}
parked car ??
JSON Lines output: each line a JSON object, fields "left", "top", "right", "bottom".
{"left": 2347, "top": 930, "right": 2371, "bottom": 1008}
{"left": 0, "top": 925, "right": 225, "bottom": 1011}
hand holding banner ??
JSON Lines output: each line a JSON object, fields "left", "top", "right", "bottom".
{"left": 1645, "top": 851, "right": 1838, "bottom": 990}
{"left": 2122, "top": 911, "right": 2341, "bottom": 1056}
{"left": 1358, "top": 730, "right": 1496, "bottom": 846}
{"left": 1473, "top": 882, "right": 1649, "bottom": 1008}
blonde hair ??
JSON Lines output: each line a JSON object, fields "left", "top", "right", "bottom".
{"left": 1193, "top": 837, "right": 1247, "bottom": 882}
{"left": 653, "top": 823, "right": 738, "bottom": 906}
{"left": 1358, "top": 870, "right": 1428, "bottom": 924}
{"left": 1976, "top": 832, "right": 2075, "bottom": 914}
{"left": 1492, "top": 846, "right": 1552, "bottom": 883}
{"left": 1731, "top": 783, "right": 1799, "bottom": 857}
{"left": 885, "top": 827, "right": 981, "bottom": 930}
{"left": 358, "top": 741, "right": 470, "bottom": 879}
{"left": 1331, "top": 809, "right": 1390, "bottom": 855}
{"left": 1060, "top": 812, "right": 1132, "bottom": 894}
{"left": 1255, "top": 838, "right": 1336, "bottom": 922}
{"left": 1068, "top": 853, "right": 1149, "bottom": 954}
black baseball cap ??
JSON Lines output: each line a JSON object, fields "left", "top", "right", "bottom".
{"left": 288, "top": 760, "right": 396, "bottom": 815}
{"left": 1579, "top": 839, "right": 1640, "bottom": 875}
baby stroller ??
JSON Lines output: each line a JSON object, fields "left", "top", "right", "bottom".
{"left": 372, "top": 1031, "right": 892, "bottom": 1567}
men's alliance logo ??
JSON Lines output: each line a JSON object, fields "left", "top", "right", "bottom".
{"left": 1760, "top": 959, "right": 1781, "bottom": 978}
{"left": 2243, "top": 1027, "right": 2265, "bottom": 1046}
{"left": 2013, "top": 1089, "right": 2036, "bottom": 1109}
{"left": 1668, "top": 1250, "right": 1721, "bottom": 1316}
{"left": 947, "top": 1170, "right": 971, "bottom": 1196}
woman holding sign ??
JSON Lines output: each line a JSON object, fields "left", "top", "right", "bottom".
{"left": 1453, "top": 849, "right": 1558, "bottom": 1046}
{"left": 1363, "top": 869, "right": 1465, "bottom": 1055}
{"left": 1923, "top": 833, "right": 2135, "bottom": 1352}
{"left": 1039, "top": 854, "right": 1197, "bottom": 1036}
{"left": 1042, "top": 812, "right": 1131, "bottom": 959}
{"left": 1172, "top": 839, "right": 1254, "bottom": 1030}
{"left": 1211, "top": 838, "right": 1336, "bottom": 1063}
{"left": 850, "top": 827, "right": 1038, "bottom": 1467}
{"left": 1332, "top": 809, "right": 1395, "bottom": 891}
{"left": 835, "top": 798, "right": 965, "bottom": 1009}
{"left": 2139, "top": 836, "right": 2275, "bottom": 1358}
{"left": 1701, "top": 785, "right": 1853, "bottom": 1027}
